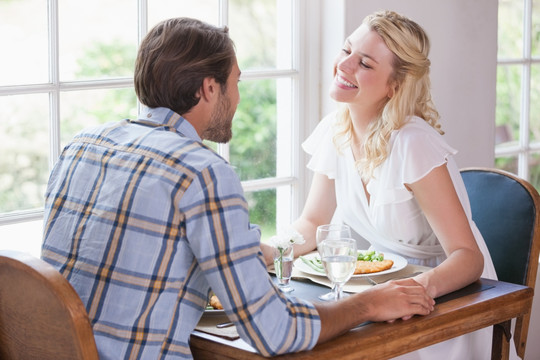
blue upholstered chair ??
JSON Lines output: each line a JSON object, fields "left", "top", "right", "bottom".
{"left": 461, "top": 167, "right": 540, "bottom": 359}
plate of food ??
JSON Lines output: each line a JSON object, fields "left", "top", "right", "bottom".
{"left": 294, "top": 250, "right": 407, "bottom": 278}
{"left": 204, "top": 294, "right": 225, "bottom": 315}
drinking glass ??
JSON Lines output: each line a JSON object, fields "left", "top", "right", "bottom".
{"left": 273, "top": 246, "right": 294, "bottom": 292}
{"left": 316, "top": 224, "right": 351, "bottom": 300}
{"left": 319, "top": 237, "right": 357, "bottom": 301}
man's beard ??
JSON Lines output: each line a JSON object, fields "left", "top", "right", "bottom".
{"left": 202, "top": 91, "right": 234, "bottom": 143}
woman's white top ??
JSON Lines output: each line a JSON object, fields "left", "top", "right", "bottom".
{"left": 303, "top": 112, "right": 496, "bottom": 278}
{"left": 302, "top": 112, "right": 511, "bottom": 360}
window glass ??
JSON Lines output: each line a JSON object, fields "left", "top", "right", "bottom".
{"left": 533, "top": 0, "right": 540, "bottom": 56}
{"left": 498, "top": 0, "right": 524, "bottom": 59}
{"left": 495, "top": 155, "right": 518, "bottom": 174}
{"left": 0, "top": 0, "right": 48, "bottom": 86}
{"left": 148, "top": 0, "right": 219, "bottom": 27}
{"left": 229, "top": 78, "right": 278, "bottom": 180}
{"left": 246, "top": 188, "right": 277, "bottom": 241}
{"left": 229, "top": 0, "right": 292, "bottom": 70}
{"left": 496, "top": 64, "right": 522, "bottom": 147}
{"left": 0, "top": 94, "right": 49, "bottom": 213}
{"left": 529, "top": 153, "right": 540, "bottom": 189}
{"left": 60, "top": 88, "right": 137, "bottom": 146}
{"left": 58, "top": 0, "right": 138, "bottom": 81}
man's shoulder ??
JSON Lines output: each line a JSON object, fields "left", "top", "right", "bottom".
{"left": 76, "top": 120, "right": 226, "bottom": 167}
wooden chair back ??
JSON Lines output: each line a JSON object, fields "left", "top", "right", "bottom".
{"left": 461, "top": 167, "right": 540, "bottom": 358}
{"left": 0, "top": 250, "right": 99, "bottom": 360}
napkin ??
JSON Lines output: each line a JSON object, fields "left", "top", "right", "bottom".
{"left": 195, "top": 313, "right": 240, "bottom": 340}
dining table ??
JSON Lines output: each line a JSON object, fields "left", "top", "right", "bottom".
{"left": 190, "top": 260, "right": 533, "bottom": 360}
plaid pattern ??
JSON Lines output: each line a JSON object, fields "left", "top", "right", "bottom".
{"left": 41, "top": 107, "right": 320, "bottom": 359}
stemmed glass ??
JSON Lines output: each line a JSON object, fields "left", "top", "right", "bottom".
{"left": 316, "top": 224, "right": 352, "bottom": 301}
{"left": 319, "top": 237, "right": 357, "bottom": 301}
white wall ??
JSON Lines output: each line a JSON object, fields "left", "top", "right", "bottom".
{"left": 317, "top": 1, "right": 540, "bottom": 359}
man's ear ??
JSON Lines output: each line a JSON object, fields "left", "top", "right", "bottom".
{"left": 199, "top": 77, "right": 218, "bottom": 102}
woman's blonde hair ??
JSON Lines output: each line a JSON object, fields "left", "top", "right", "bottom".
{"left": 334, "top": 10, "right": 442, "bottom": 181}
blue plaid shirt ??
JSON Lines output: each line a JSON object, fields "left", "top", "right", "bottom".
{"left": 41, "top": 107, "right": 320, "bottom": 359}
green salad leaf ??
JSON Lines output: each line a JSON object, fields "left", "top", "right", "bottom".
{"left": 357, "top": 250, "right": 385, "bottom": 262}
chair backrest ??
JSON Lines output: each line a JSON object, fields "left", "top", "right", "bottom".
{"left": 0, "top": 250, "right": 99, "bottom": 360}
{"left": 461, "top": 167, "right": 540, "bottom": 358}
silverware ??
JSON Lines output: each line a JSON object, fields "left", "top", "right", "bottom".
{"left": 366, "top": 271, "right": 423, "bottom": 286}
{"left": 216, "top": 321, "right": 234, "bottom": 328}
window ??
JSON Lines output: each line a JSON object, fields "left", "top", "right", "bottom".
{"left": 0, "top": 0, "right": 316, "bottom": 255}
{"left": 496, "top": 0, "right": 540, "bottom": 186}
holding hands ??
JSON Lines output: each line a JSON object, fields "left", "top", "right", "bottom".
{"left": 314, "top": 277, "right": 434, "bottom": 343}
{"left": 360, "top": 278, "right": 435, "bottom": 322}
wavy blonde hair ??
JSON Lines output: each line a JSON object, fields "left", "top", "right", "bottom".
{"left": 334, "top": 10, "right": 442, "bottom": 181}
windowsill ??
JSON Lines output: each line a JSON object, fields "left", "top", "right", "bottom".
{"left": 0, "top": 219, "right": 43, "bottom": 258}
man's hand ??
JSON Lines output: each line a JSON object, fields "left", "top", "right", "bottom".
{"left": 314, "top": 278, "right": 434, "bottom": 343}
{"left": 360, "top": 278, "right": 435, "bottom": 322}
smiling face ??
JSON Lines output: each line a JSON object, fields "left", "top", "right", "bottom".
{"left": 329, "top": 24, "right": 396, "bottom": 115}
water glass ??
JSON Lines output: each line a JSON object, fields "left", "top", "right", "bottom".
{"left": 319, "top": 237, "right": 357, "bottom": 300}
{"left": 316, "top": 224, "right": 351, "bottom": 300}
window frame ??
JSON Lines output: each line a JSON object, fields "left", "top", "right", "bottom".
{"left": 0, "top": 0, "right": 320, "bottom": 235}
{"left": 496, "top": 0, "right": 539, "bottom": 181}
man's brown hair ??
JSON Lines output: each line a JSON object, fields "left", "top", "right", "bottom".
{"left": 134, "top": 18, "right": 235, "bottom": 115}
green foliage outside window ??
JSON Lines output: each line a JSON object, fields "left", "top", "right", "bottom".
{"left": 231, "top": 79, "right": 277, "bottom": 233}
{"left": 495, "top": 0, "right": 540, "bottom": 188}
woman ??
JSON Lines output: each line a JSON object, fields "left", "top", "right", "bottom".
{"left": 264, "top": 10, "right": 511, "bottom": 359}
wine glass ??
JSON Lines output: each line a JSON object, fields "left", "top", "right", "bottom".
{"left": 319, "top": 237, "right": 357, "bottom": 301}
{"left": 316, "top": 224, "right": 352, "bottom": 301}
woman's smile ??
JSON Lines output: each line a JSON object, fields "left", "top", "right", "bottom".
{"left": 335, "top": 74, "right": 358, "bottom": 89}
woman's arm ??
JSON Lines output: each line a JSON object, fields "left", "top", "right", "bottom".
{"left": 261, "top": 173, "right": 337, "bottom": 265}
{"left": 407, "top": 163, "right": 484, "bottom": 298}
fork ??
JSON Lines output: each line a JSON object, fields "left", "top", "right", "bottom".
{"left": 366, "top": 271, "right": 423, "bottom": 286}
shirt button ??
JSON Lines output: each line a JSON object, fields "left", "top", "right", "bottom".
{"left": 147, "top": 113, "right": 152, "bottom": 118}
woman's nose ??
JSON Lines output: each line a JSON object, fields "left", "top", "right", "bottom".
{"left": 337, "top": 55, "right": 354, "bottom": 73}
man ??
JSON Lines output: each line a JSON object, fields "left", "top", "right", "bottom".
{"left": 41, "top": 17, "right": 434, "bottom": 359}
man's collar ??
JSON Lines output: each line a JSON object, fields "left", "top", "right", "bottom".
{"left": 137, "top": 106, "right": 201, "bottom": 142}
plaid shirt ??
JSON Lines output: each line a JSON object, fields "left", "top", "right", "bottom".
{"left": 41, "top": 107, "right": 320, "bottom": 359}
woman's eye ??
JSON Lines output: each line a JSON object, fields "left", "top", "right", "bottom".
{"left": 360, "top": 61, "right": 372, "bottom": 69}
{"left": 341, "top": 48, "right": 351, "bottom": 55}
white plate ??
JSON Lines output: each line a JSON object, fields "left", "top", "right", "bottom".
{"left": 204, "top": 309, "right": 225, "bottom": 316}
{"left": 294, "top": 251, "right": 408, "bottom": 278}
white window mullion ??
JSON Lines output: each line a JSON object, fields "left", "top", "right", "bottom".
{"left": 138, "top": 0, "right": 149, "bottom": 43}
{"left": 296, "top": 0, "right": 320, "bottom": 207}
{"left": 518, "top": 0, "right": 533, "bottom": 180}
{"left": 219, "top": 0, "right": 229, "bottom": 27}
{"left": 48, "top": 0, "right": 61, "bottom": 168}
{"left": 217, "top": 0, "right": 230, "bottom": 161}
{"left": 136, "top": 0, "right": 148, "bottom": 116}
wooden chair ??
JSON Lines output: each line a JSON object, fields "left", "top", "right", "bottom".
{"left": 461, "top": 167, "right": 540, "bottom": 359}
{"left": 0, "top": 250, "right": 99, "bottom": 360}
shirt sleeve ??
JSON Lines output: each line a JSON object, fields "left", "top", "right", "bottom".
{"left": 302, "top": 112, "right": 340, "bottom": 179}
{"left": 368, "top": 117, "right": 458, "bottom": 207}
{"left": 181, "top": 160, "right": 321, "bottom": 356}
